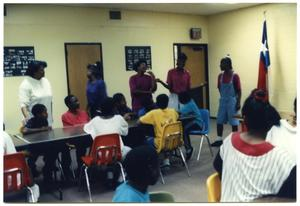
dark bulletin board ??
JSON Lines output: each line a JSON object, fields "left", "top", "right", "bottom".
{"left": 3, "top": 46, "right": 35, "bottom": 77}
{"left": 125, "top": 46, "right": 151, "bottom": 71}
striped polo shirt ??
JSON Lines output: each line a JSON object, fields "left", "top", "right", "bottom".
{"left": 220, "top": 132, "right": 295, "bottom": 202}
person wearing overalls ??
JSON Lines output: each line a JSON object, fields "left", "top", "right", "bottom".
{"left": 211, "top": 57, "right": 241, "bottom": 147}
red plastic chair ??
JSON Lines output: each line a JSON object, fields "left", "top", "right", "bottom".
{"left": 4, "top": 152, "right": 34, "bottom": 202}
{"left": 78, "top": 133, "right": 126, "bottom": 202}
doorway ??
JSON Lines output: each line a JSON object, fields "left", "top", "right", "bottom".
{"left": 65, "top": 43, "right": 103, "bottom": 110}
{"left": 173, "top": 44, "right": 209, "bottom": 110}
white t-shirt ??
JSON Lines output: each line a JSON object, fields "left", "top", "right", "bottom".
{"left": 266, "top": 119, "right": 297, "bottom": 163}
{"left": 2, "top": 131, "right": 17, "bottom": 154}
{"left": 83, "top": 115, "right": 130, "bottom": 157}
{"left": 19, "top": 76, "right": 53, "bottom": 125}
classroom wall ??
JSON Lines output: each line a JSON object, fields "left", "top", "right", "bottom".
{"left": 208, "top": 3, "right": 297, "bottom": 117}
{"left": 3, "top": 4, "right": 208, "bottom": 133}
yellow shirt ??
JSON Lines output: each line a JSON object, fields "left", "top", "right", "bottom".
{"left": 139, "top": 108, "right": 179, "bottom": 152}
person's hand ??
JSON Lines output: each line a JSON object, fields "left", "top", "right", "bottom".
{"left": 123, "top": 113, "right": 132, "bottom": 121}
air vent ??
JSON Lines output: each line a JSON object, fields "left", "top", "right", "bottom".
{"left": 109, "top": 11, "right": 121, "bottom": 20}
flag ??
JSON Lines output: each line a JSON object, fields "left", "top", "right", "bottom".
{"left": 257, "top": 20, "right": 270, "bottom": 96}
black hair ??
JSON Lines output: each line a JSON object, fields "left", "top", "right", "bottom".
{"left": 124, "top": 145, "right": 159, "bottom": 184}
{"left": 178, "top": 91, "right": 191, "bottom": 104}
{"left": 177, "top": 53, "right": 187, "bottom": 61}
{"left": 25, "top": 60, "right": 47, "bottom": 77}
{"left": 64, "top": 94, "right": 75, "bottom": 107}
{"left": 242, "top": 89, "right": 280, "bottom": 134}
{"left": 156, "top": 94, "right": 169, "bottom": 109}
{"left": 31, "top": 104, "right": 47, "bottom": 117}
{"left": 133, "top": 59, "right": 147, "bottom": 72}
{"left": 100, "top": 97, "right": 115, "bottom": 117}
{"left": 220, "top": 57, "right": 232, "bottom": 69}
{"left": 112, "top": 93, "right": 125, "bottom": 104}
{"left": 87, "top": 63, "right": 102, "bottom": 79}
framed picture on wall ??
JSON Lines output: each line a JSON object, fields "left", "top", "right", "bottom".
{"left": 125, "top": 46, "right": 152, "bottom": 71}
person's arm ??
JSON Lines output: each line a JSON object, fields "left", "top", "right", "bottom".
{"left": 21, "top": 126, "right": 51, "bottom": 135}
{"left": 118, "top": 116, "right": 129, "bottom": 136}
{"left": 156, "top": 78, "right": 170, "bottom": 90}
{"left": 21, "top": 106, "right": 30, "bottom": 120}
{"left": 19, "top": 82, "right": 31, "bottom": 120}
{"left": 147, "top": 71, "right": 157, "bottom": 93}
{"left": 234, "top": 74, "right": 242, "bottom": 111}
{"left": 276, "top": 166, "right": 296, "bottom": 198}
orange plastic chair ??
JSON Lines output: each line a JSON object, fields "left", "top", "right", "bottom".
{"left": 206, "top": 172, "right": 221, "bottom": 202}
{"left": 78, "top": 133, "right": 125, "bottom": 202}
{"left": 159, "top": 121, "right": 191, "bottom": 183}
{"left": 4, "top": 152, "right": 34, "bottom": 202}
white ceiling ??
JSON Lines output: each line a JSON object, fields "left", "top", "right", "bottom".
{"left": 70, "top": 3, "right": 261, "bottom": 16}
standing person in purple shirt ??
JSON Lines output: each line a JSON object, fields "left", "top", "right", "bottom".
{"left": 156, "top": 53, "right": 191, "bottom": 111}
{"left": 129, "top": 60, "right": 157, "bottom": 113}
{"left": 86, "top": 63, "right": 107, "bottom": 118}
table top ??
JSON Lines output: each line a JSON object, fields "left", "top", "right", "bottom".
{"left": 252, "top": 196, "right": 296, "bottom": 202}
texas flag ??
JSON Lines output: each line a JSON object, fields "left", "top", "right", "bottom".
{"left": 257, "top": 20, "right": 270, "bottom": 96}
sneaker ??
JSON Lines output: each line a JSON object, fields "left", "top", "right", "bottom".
{"left": 211, "top": 140, "right": 223, "bottom": 147}
{"left": 185, "top": 148, "right": 194, "bottom": 161}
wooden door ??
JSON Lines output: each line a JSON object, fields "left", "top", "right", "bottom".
{"left": 65, "top": 43, "right": 102, "bottom": 110}
{"left": 174, "top": 44, "right": 209, "bottom": 109}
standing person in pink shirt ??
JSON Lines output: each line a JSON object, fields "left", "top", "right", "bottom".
{"left": 129, "top": 60, "right": 157, "bottom": 113}
{"left": 156, "top": 53, "right": 191, "bottom": 111}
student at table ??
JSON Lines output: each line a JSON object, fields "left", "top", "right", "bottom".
{"left": 213, "top": 90, "right": 296, "bottom": 202}
{"left": 212, "top": 56, "right": 241, "bottom": 147}
{"left": 156, "top": 53, "right": 191, "bottom": 111}
{"left": 113, "top": 145, "right": 159, "bottom": 202}
{"left": 178, "top": 91, "right": 203, "bottom": 160}
{"left": 129, "top": 59, "right": 157, "bottom": 113}
{"left": 19, "top": 60, "right": 53, "bottom": 126}
{"left": 61, "top": 94, "right": 90, "bottom": 175}
{"left": 2, "top": 131, "right": 40, "bottom": 202}
{"left": 138, "top": 94, "right": 178, "bottom": 167}
{"left": 21, "top": 104, "right": 58, "bottom": 183}
{"left": 113, "top": 93, "right": 134, "bottom": 121}
{"left": 86, "top": 63, "right": 107, "bottom": 118}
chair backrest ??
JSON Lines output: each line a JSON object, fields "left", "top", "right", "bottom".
{"left": 149, "top": 191, "right": 175, "bottom": 202}
{"left": 161, "top": 121, "right": 183, "bottom": 151}
{"left": 206, "top": 172, "right": 221, "bottom": 202}
{"left": 90, "top": 133, "right": 122, "bottom": 165}
{"left": 3, "top": 152, "right": 32, "bottom": 193}
{"left": 199, "top": 109, "right": 210, "bottom": 134}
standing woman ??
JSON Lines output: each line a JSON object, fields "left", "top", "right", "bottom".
{"left": 86, "top": 63, "right": 107, "bottom": 118}
{"left": 19, "top": 60, "right": 53, "bottom": 126}
{"left": 129, "top": 60, "right": 157, "bottom": 113}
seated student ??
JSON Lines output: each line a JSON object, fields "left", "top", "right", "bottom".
{"left": 266, "top": 98, "right": 297, "bottom": 163}
{"left": 178, "top": 91, "right": 204, "bottom": 160}
{"left": 113, "top": 93, "right": 134, "bottom": 121}
{"left": 138, "top": 94, "right": 179, "bottom": 166}
{"left": 21, "top": 104, "right": 58, "bottom": 182}
{"left": 61, "top": 95, "right": 90, "bottom": 126}
{"left": 61, "top": 94, "right": 91, "bottom": 176}
{"left": 112, "top": 145, "right": 159, "bottom": 202}
{"left": 84, "top": 97, "right": 132, "bottom": 187}
{"left": 2, "top": 131, "right": 40, "bottom": 202}
{"left": 213, "top": 90, "right": 296, "bottom": 202}
{"left": 137, "top": 98, "right": 156, "bottom": 117}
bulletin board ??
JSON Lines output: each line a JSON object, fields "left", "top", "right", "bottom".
{"left": 3, "top": 46, "right": 35, "bottom": 77}
{"left": 125, "top": 46, "right": 151, "bottom": 71}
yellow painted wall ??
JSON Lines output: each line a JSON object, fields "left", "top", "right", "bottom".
{"left": 208, "top": 3, "right": 297, "bottom": 117}
{"left": 3, "top": 4, "right": 208, "bottom": 133}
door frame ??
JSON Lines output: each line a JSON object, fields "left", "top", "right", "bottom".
{"left": 173, "top": 43, "right": 210, "bottom": 111}
{"left": 64, "top": 42, "right": 103, "bottom": 95}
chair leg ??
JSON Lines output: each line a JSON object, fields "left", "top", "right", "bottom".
{"left": 77, "top": 165, "right": 84, "bottom": 191}
{"left": 178, "top": 148, "right": 191, "bottom": 177}
{"left": 57, "top": 160, "right": 65, "bottom": 181}
{"left": 26, "top": 186, "right": 35, "bottom": 202}
{"left": 205, "top": 135, "right": 214, "bottom": 157}
{"left": 116, "top": 161, "right": 126, "bottom": 181}
{"left": 159, "top": 168, "right": 165, "bottom": 184}
{"left": 68, "top": 148, "right": 76, "bottom": 179}
{"left": 197, "top": 136, "right": 204, "bottom": 161}
{"left": 84, "top": 167, "right": 92, "bottom": 202}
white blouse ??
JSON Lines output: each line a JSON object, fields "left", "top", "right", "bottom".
{"left": 19, "top": 76, "right": 53, "bottom": 125}
{"left": 3, "top": 131, "right": 17, "bottom": 155}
